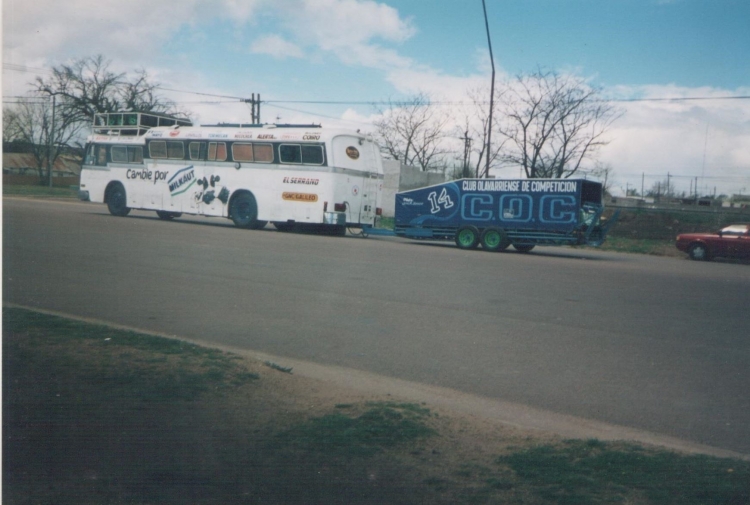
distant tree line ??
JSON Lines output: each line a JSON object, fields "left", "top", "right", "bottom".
{"left": 4, "top": 56, "right": 621, "bottom": 186}
{"left": 3, "top": 55, "right": 182, "bottom": 184}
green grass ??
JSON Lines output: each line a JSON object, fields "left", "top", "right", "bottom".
{"left": 280, "top": 401, "right": 435, "bottom": 457}
{"left": 3, "top": 308, "right": 259, "bottom": 402}
{"left": 596, "top": 236, "right": 679, "bottom": 256}
{"left": 497, "top": 439, "right": 750, "bottom": 505}
{"left": 3, "top": 184, "right": 79, "bottom": 198}
{"left": 377, "top": 216, "right": 395, "bottom": 229}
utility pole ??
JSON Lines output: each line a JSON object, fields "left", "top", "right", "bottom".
{"left": 641, "top": 172, "right": 645, "bottom": 199}
{"left": 481, "top": 0, "right": 495, "bottom": 179}
{"left": 243, "top": 93, "right": 261, "bottom": 123}
{"left": 47, "top": 94, "right": 57, "bottom": 188}
{"left": 460, "top": 129, "right": 473, "bottom": 178}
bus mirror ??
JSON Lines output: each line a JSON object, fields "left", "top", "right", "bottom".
{"left": 235, "top": 162, "right": 241, "bottom": 170}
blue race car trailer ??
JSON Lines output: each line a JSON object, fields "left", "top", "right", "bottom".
{"left": 386, "top": 178, "right": 614, "bottom": 252}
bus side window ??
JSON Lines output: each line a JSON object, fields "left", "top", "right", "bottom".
{"left": 301, "top": 145, "right": 324, "bottom": 165}
{"left": 97, "top": 145, "right": 107, "bottom": 165}
{"left": 84, "top": 144, "right": 96, "bottom": 165}
{"left": 208, "top": 142, "right": 227, "bottom": 162}
{"left": 279, "top": 144, "right": 302, "bottom": 164}
{"left": 130, "top": 146, "right": 143, "bottom": 163}
{"left": 254, "top": 143, "right": 274, "bottom": 163}
{"left": 167, "top": 141, "right": 184, "bottom": 159}
{"left": 189, "top": 142, "right": 206, "bottom": 161}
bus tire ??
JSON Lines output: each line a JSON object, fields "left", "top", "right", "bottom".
{"left": 480, "top": 227, "right": 510, "bottom": 252}
{"left": 156, "top": 211, "right": 181, "bottom": 220}
{"left": 455, "top": 225, "right": 480, "bottom": 250}
{"left": 273, "top": 222, "right": 295, "bottom": 232}
{"left": 106, "top": 182, "right": 130, "bottom": 217}
{"left": 248, "top": 220, "right": 268, "bottom": 230}
{"left": 513, "top": 244, "right": 535, "bottom": 253}
{"left": 229, "top": 191, "right": 259, "bottom": 228}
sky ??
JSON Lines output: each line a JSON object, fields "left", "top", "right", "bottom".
{"left": 3, "top": 0, "right": 750, "bottom": 197}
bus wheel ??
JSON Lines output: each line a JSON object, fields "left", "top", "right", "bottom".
{"left": 106, "top": 183, "right": 130, "bottom": 217}
{"left": 480, "top": 227, "right": 509, "bottom": 252}
{"left": 455, "top": 226, "right": 480, "bottom": 250}
{"left": 156, "top": 211, "right": 181, "bottom": 220}
{"left": 513, "top": 244, "right": 535, "bottom": 253}
{"left": 273, "top": 222, "right": 295, "bottom": 232}
{"left": 229, "top": 192, "right": 259, "bottom": 228}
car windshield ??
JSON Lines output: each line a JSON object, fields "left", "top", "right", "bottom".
{"left": 721, "top": 225, "right": 748, "bottom": 236}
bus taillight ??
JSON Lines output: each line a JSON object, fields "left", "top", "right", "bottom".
{"left": 323, "top": 201, "right": 328, "bottom": 212}
{"left": 376, "top": 207, "right": 383, "bottom": 216}
{"left": 334, "top": 203, "right": 346, "bottom": 212}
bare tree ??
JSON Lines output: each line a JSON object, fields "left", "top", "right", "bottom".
{"left": 373, "top": 93, "right": 452, "bottom": 172}
{"left": 35, "top": 55, "right": 181, "bottom": 127}
{"left": 496, "top": 70, "right": 621, "bottom": 179}
{"left": 584, "top": 162, "right": 615, "bottom": 196}
{"left": 455, "top": 86, "right": 508, "bottom": 178}
{"left": 3, "top": 97, "right": 84, "bottom": 184}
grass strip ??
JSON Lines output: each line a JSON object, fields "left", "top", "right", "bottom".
{"left": 3, "top": 184, "right": 80, "bottom": 198}
{"left": 497, "top": 439, "right": 750, "bottom": 505}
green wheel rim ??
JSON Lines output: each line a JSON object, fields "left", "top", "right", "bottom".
{"left": 458, "top": 229, "right": 476, "bottom": 247}
{"left": 484, "top": 230, "right": 501, "bottom": 248}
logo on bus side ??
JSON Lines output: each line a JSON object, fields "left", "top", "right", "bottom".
{"left": 168, "top": 166, "right": 196, "bottom": 196}
{"left": 346, "top": 146, "right": 360, "bottom": 159}
{"left": 282, "top": 192, "right": 318, "bottom": 202}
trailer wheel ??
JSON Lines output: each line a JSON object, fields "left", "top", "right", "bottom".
{"left": 455, "top": 226, "right": 480, "bottom": 250}
{"left": 480, "top": 227, "right": 510, "bottom": 252}
{"left": 513, "top": 244, "right": 535, "bottom": 253}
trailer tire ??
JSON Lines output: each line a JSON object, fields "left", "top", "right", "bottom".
{"left": 455, "top": 226, "right": 480, "bottom": 250}
{"left": 480, "top": 227, "right": 510, "bottom": 252}
{"left": 513, "top": 244, "right": 535, "bottom": 253}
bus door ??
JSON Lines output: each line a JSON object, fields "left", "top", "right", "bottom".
{"left": 358, "top": 141, "right": 381, "bottom": 224}
{"left": 359, "top": 172, "right": 379, "bottom": 224}
{"left": 197, "top": 141, "right": 228, "bottom": 216}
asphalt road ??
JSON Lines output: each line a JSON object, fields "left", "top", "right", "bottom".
{"left": 4, "top": 198, "right": 750, "bottom": 454}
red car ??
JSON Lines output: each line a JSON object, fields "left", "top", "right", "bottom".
{"left": 676, "top": 224, "right": 750, "bottom": 261}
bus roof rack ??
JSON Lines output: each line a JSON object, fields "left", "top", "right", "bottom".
{"left": 200, "top": 123, "right": 322, "bottom": 129}
{"left": 92, "top": 111, "right": 192, "bottom": 136}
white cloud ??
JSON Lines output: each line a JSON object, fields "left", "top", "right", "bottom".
{"left": 250, "top": 34, "right": 304, "bottom": 59}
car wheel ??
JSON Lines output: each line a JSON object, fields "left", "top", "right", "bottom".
{"left": 455, "top": 226, "right": 480, "bottom": 250}
{"left": 688, "top": 243, "right": 710, "bottom": 261}
{"left": 480, "top": 227, "right": 509, "bottom": 252}
{"left": 106, "top": 183, "right": 130, "bottom": 217}
{"left": 513, "top": 244, "right": 535, "bottom": 253}
{"left": 229, "top": 192, "right": 259, "bottom": 228}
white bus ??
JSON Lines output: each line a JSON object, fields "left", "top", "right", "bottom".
{"left": 79, "top": 112, "right": 384, "bottom": 234}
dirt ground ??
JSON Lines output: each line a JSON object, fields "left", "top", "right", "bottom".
{"left": 2, "top": 314, "right": 554, "bottom": 505}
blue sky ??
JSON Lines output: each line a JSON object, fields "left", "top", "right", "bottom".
{"left": 3, "top": 0, "right": 750, "bottom": 195}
